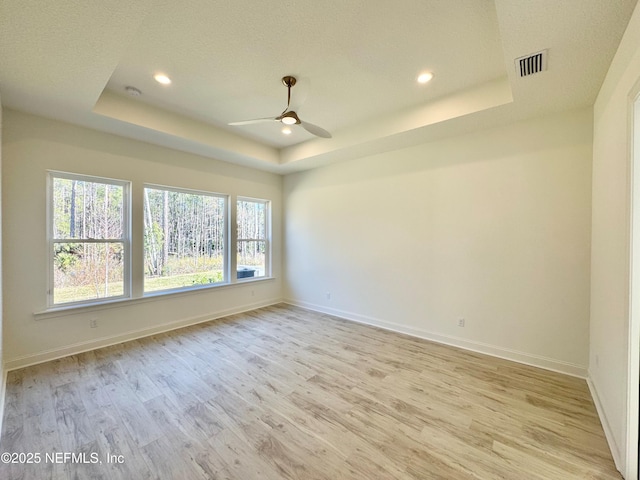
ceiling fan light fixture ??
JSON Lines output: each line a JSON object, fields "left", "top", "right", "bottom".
{"left": 281, "top": 115, "right": 297, "bottom": 125}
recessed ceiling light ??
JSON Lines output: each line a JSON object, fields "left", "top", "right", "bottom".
{"left": 417, "top": 72, "right": 434, "bottom": 84}
{"left": 282, "top": 127, "right": 292, "bottom": 135}
{"left": 154, "top": 73, "right": 172, "bottom": 85}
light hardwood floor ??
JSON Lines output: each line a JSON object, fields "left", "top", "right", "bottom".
{"left": 0, "top": 304, "right": 621, "bottom": 479}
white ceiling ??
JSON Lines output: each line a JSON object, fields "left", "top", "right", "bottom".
{"left": 0, "top": 0, "right": 637, "bottom": 173}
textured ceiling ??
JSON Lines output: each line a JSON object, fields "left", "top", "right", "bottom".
{"left": 106, "top": 0, "right": 506, "bottom": 147}
{"left": 0, "top": 0, "right": 637, "bottom": 173}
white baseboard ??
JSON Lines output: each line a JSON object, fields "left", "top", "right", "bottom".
{"left": 4, "top": 298, "right": 283, "bottom": 371}
{"left": 284, "top": 299, "right": 588, "bottom": 378}
{"left": 587, "top": 374, "right": 623, "bottom": 474}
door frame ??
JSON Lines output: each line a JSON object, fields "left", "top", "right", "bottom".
{"left": 626, "top": 85, "right": 640, "bottom": 480}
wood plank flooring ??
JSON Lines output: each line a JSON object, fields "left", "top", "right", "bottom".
{"left": 0, "top": 303, "right": 621, "bottom": 479}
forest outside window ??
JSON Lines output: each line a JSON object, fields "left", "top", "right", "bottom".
{"left": 237, "top": 197, "right": 270, "bottom": 280}
{"left": 49, "top": 172, "right": 130, "bottom": 306}
{"left": 144, "top": 186, "right": 227, "bottom": 293}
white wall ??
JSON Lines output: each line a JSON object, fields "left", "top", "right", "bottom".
{"left": 2, "top": 109, "right": 283, "bottom": 367}
{"left": 590, "top": 2, "right": 640, "bottom": 476}
{"left": 284, "top": 108, "right": 593, "bottom": 376}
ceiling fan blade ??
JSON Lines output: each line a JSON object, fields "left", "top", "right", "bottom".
{"left": 228, "top": 117, "right": 277, "bottom": 126}
{"left": 300, "top": 120, "right": 332, "bottom": 138}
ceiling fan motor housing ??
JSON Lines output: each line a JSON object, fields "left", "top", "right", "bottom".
{"left": 280, "top": 111, "right": 300, "bottom": 125}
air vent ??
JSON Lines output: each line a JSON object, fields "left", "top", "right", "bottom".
{"left": 515, "top": 50, "right": 548, "bottom": 77}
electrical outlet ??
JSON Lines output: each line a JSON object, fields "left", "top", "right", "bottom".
{"left": 458, "top": 318, "right": 465, "bottom": 327}
{"left": 90, "top": 317, "right": 98, "bottom": 328}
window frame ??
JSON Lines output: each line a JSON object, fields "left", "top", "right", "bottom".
{"left": 236, "top": 196, "right": 271, "bottom": 280}
{"left": 42, "top": 173, "right": 275, "bottom": 314}
{"left": 47, "top": 171, "right": 131, "bottom": 308}
{"left": 142, "top": 183, "right": 230, "bottom": 295}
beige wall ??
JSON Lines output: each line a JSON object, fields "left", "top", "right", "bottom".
{"left": 284, "top": 108, "right": 593, "bottom": 376}
{"left": 590, "top": 2, "right": 640, "bottom": 475}
{"left": 2, "top": 109, "right": 283, "bottom": 367}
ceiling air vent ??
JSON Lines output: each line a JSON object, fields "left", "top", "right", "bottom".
{"left": 515, "top": 50, "right": 548, "bottom": 77}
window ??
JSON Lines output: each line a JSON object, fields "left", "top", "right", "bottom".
{"left": 144, "top": 186, "right": 227, "bottom": 293}
{"left": 49, "top": 172, "right": 130, "bottom": 306}
{"left": 237, "top": 197, "right": 270, "bottom": 279}
{"left": 46, "top": 174, "right": 272, "bottom": 310}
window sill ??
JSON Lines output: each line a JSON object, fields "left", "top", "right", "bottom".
{"left": 34, "top": 276, "right": 276, "bottom": 320}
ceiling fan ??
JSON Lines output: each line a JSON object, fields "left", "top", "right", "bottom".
{"left": 229, "top": 76, "right": 332, "bottom": 138}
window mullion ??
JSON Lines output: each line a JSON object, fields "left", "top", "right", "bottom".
{"left": 53, "top": 238, "right": 124, "bottom": 243}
